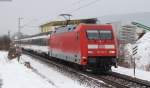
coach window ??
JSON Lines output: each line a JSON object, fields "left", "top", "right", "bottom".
{"left": 42, "top": 38, "right": 45, "bottom": 46}
{"left": 42, "top": 38, "right": 46, "bottom": 46}
{"left": 39, "top": 38, "right": 43, "bottom": 46}
{"left": 36, "top": 39, "right": 39, "bottom": 45}
{"left": 44, "top": 39, "right": 48, "bottom": 46}
{"left": 43, "top": 39, "right": 47, "bottom": 46}
{"left": 32, "top": 39, "right": 34, "bottom": 45}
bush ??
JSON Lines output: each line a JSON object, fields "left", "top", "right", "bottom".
{"left": 0, "top": 35, "right": 10, "bottom": 50}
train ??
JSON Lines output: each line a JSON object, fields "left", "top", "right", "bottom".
{"left": 15, "top": 23, "right": 118, "bottom": 72}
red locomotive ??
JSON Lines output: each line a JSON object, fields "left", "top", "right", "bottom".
{"left": 49, "top": 23, "right": 118, "bottom": 71}
{"left": 14, "top": 18, "right": 118, "bottom": 72}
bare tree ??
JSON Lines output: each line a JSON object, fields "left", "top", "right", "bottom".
{"left": 0, "top": 35, "right": 10, "bottom": 50}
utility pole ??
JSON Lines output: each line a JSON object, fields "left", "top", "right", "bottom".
{"left": 18, "top": 17, "right": 23, "bottom": 48}
{"left": 16, "top": 17, "right": 23, "bottom": 63}
{"left": 8, "top": 30, "right": 10, "bottom": 39}
{"left": 8, "top": 30, "right": 10, "bottom": 43}
{"left": 8, "top": 30, "right": 11, "bottom": 49}
{"left": 18, "top": 17, "right": 23, "bottom": 38}
{"left": 18, "top": 17, "right": 23, "bottom": 39}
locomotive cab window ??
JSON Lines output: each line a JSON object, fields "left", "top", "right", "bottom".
{"left": 99, "top": 30, "right": 112, "bottom": 39}
{"left": 87, "top": 30, "right": 99, "bottom": 39}
{"left": 87, "top": 30, "right": 112, "bottom": 40}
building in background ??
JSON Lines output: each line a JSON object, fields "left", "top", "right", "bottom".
{"left": 109, "top": 21, "right": 146, "bottom": 59}
{"left": 119, "top": 25, "right": 137, "bottom": 59}
{"left": 119, "top": 25, "right": 137, "bottom": 44}
{"left": 40, "top": 18, "right": 97, "bottom": 33}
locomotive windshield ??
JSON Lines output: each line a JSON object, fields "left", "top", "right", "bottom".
{"left": 87, "top": 30, "right": 99, "bottom": 39}
{"left": 87, "top": 30, "right": 112, "bottom": 40}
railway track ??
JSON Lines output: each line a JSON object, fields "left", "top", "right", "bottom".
{"left": 98, "top": 73, "right": 150, "bottom": 88}
{"left": 23, "top": 50, "right": 150, "bottom": 88}
{"left": 105, "top": 72, "right": 150, "bottom": 88}
{"left": 23, "top": 50, "right": 112, "bottom": 88}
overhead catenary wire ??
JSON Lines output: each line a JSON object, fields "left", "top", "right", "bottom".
{"left": 71, "top": 0, "right": 87, "bottom": 5}
{"left": 21, "top": 0, "right": 102, "bottom": 27}
{"left": 47, "top": 0, "right": 102, "bottom": 24}
{"left": 59, "top": 0, "right": 88, "bottom": 12}
{"left": 58, "top": 0, "right": 99, "bottom": 15}
{"left": 69, "top": 0, "right": 101, "bottom": 14}
{"left": 19, "top": 16, "right": 52, "bottom": 29}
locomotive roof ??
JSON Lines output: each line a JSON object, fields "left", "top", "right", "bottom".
{"left": 40, "top": 18, "right": 97, "bottom": 27}
{"left": 53, "top": 23, "right": 113, "bottom": 34}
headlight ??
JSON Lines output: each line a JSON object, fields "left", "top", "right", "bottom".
{"left": 105, "top": 45, "right": 115, "bottom": 49}
{"left": 88, "top": 44, "right": 98, "bottom": 49}
{"left": 109, "top": 50, "right": 115, "bottom": 54}
{"left": 88, "top": 51, "right": 93, "bottom": 53}
{"left": 82, "top": 56, "right": 87, "bottom": 59}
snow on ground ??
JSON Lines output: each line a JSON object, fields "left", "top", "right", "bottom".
{"left": 0, "top": 51, "right": 54, "bottom": 88}
{"left": 20, "top": 54, "right": 87, "bottom": 88}
{"left": 0, "top": 51, "right": 87, "bottom": 88}
{"left": 115, "top": 32, "right": 150, "bottom": 82}
{"left": 112, "top": 66, "right": 150, "bottom": 81}
{"left": 123, "top": 32, "right": 150, "bottom": 70}
{"left": 135, "top": 32, "right": 150, "bottom": 70}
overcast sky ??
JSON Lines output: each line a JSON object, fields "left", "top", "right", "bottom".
{"left": 0, "top": 0, "right": 150, "bottom": 35}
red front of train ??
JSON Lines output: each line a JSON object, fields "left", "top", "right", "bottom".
{"left": 49, "top": 24, "right": 117, "bottom": 71}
